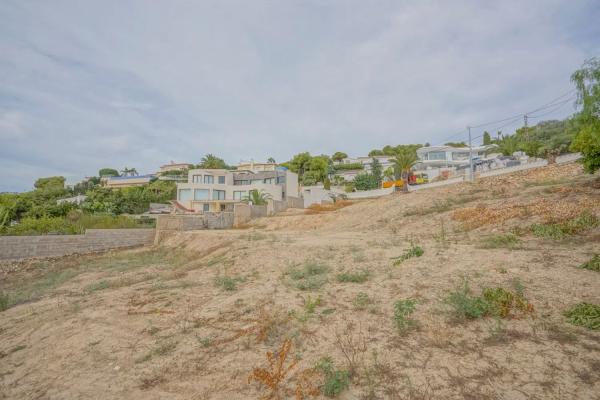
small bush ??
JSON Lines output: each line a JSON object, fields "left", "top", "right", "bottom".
{"left": 315, "top": 357, "right": 350, "bottom": 397}
{"left": 445, "top": 282, "right": 490, "bottom": 320}
{"left": 564, "top": 303, "right": 600, "bottom": 330}
{"left": 336, "top": 269, "right": 369, "bottom": 283}
{"left": 392, "top": 244, "right": 424, "bottom": 265}
{"left": 393, "top": 298, "right": 417, "bottom": 332}
{"left": 214, "top": 276, "right": 244, "bottom": 291}
{"left": 580, "top": 255, "right": 600, "bottom": 272}
{"left": 84, "top": 280, "right": 111, "bottom": 294}
{"left": 286, "top": 261, "right": 329, "bottom": 291}
{"left": 531, "top": 211, "right": 599, "bottom": 239}
{"left": 304, "top": 295, "right": 322, "bottom": 314}
{"left": 0, "top": 292, "right": 9, "bottom": 312}
{"left": 352, "top": 292, "right": 373, "bottom": 311}
{"left": 480, "top": 233, "right": 521, "bottom": 249}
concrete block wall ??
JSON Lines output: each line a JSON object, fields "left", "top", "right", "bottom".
{"left": 204, "top": 212, "right": 234, "bottom": 229}
{"left": 287, "top": 196, "right": 304, "bottom": 209}
{"left": 0, "top": 229, "right": 155, "bottom": 261}
{"left": 233, "top": 204, "right": 251, "bottom": 226}
{"left": 250, "top": 205, "right": 268, "bottom": 219}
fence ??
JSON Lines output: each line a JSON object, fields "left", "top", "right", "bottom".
{"left": 0, "top": 229, "right": 155, "bottom": 261}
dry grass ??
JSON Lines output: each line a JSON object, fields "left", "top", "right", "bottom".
{"left": 305, "top": 200, "right": 353, "bottom": 214}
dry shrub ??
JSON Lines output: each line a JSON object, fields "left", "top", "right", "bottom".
{"left": 305, "top": 200, "right": 352, "bottom": 214}
{"left": 334, "top": 324, "right": 368, "bottom": 376}
{"left": 248, "top": 338, "right": 320, "bottom": 399}
{"left": 451, "top": 198, "right": 597, "bottom": 230}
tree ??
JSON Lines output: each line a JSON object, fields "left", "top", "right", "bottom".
{"left": 383, "top": 167, "right": 395, "bottom": 180}
{"left": 288, "top": 152, "right": 312, "bottom": 176}
{"left": 199, "top": 154, "right": 228, "bottom": 169}
{"left": 570, "top": 58, "right": 600, "bottom": 173}
{"left": 353, "top": 173, "right": 379, "bottom": 191}
{"left": 267, "top": 157, "right": 276, "bottom": 164}
{"left": 99, "top": 168, "right": 119, "bottom": 177}
{"left": 368, "top": 149, "right": 384, "bottom": 156}
{"left": 120, "top": 167, "right": 138, "bottom": 176}
{"left": 370, "top": 158, "right": 383, "bottom": 186}
{"left": 493, "top": 135, "right": 520, "bottom": 156}
{"left": 34, "top": 176, "right": 65, "bottom": 190}
{"left": 483, "top": 131, "right": 492, "bottom": 145}
{"left": 391, "top": 150, "right": 417, "bottom": 192}
{"left": 243, "top": 189, "right": 272, "bottom": 205}
{"left": 323, "top": 177, "right": 331, "bottom": 190}
{"left": 331, "top": 152, "right": 348, "bottom": 162}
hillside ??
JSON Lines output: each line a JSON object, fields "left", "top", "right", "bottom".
{"left": 1, "top": 162, "right": 599, "bottom": 400}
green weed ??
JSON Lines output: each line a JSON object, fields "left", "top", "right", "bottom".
{"left": 352, "top": 292, "right": 373, "bottom": 311}
{"left": 564, "top": 303, "right": 600, "bottom": 330}
{"left": 336, "top": 269, "right": 369, "bottom": 283}
{"left": 531, "top": 211, "right": 599, "bottom": 240}
{"left": 580, "top": 255, "right": 600, "bottom": 272}
{"left": 392, "top": 244, "right": 424, "bottom": 265}
{"left": 285, "top": 261, "right": 329, "bottom": 291}
{"left": 480, "top": 233, "right": 521, "bottom": 249}
{"left": 214, "top": 276, "right": 244, "bottom": 291}
{"left": 315, "top": 357, "right": 350, "bottom": 397}
{"left": 392, "top": 298, "right": 417, "bottom": 332}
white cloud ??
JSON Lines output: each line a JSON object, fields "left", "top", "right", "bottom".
{"left": 0, "top": 0, "right": 598, "bottom": 191}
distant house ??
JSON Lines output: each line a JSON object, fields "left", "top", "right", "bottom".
{"left": 176, "top": 166, "right": 298, "bottom": 212}
{"left": 158, "top": 161, "right": 192, "bottom": 175}
{"left": 57, "top": 194, "right": 87, "bottom": 205}
{"left": 103, "top": 174, "right": 155, "bottom": 188}
{"left": 237, "top": 161, "right": 277, "bottom": 172}
{"left": 334, "top": 155, "right": 393, "bottom": 181}
{"left": 416, "top": 145, "right": 497, "bottom": 168}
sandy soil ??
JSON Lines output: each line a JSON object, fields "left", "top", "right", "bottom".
{"left": 1, "top": 162, "right": 599, "bottom": 400}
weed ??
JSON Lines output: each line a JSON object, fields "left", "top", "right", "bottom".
{"left": 214, "top": 275, "right": 244, "bottom": 291}
{"left": 336, "top": 269, "right": 369, "bottom": 283}
{"left": 304, "top": 295, "right": 322, "bottom": 314}
{"left": 84, "top": 280, "right": 111, "bottom": 294}
{"left": 248, "top": 338, "right": 298, "bottom": 398}
{"left": 482, "top": 287, "right": 533, "bottom": 318}
{"left": 315, "top": 357, "right": 351, "bottom": 397}
{"left": 286, "top": 261, "right": 329, "bottom": 291}
{"left": 391, "top": 244, "right": 424, "bottom": 266}
{"left": 480, "top": 233, "right": 521, "bottom": 249}
{"left": 0, "top": 292, "right": 9, "bottom": 312}
{"left": 198, "top": 336, "right": 212, "bottom": 347}
{"left": 531, "top": 210, "right": 599, "bottom": 240}
{"left": 392, "top": 299, "right": 417, "bottom": 332}
{"left": 564, "top": 303, "right": 600, "bottom": 330}
{"left": 444, "top": 282, "right": 490, "bottom": 320}
{"left": 353, "top": 293, "right": 373, "bottom": 311}
{"left": 334, "top": 326, "right": 367, "bottom": 376}
{"left": 580, "top": 255, "right": 600, "bottom": 272}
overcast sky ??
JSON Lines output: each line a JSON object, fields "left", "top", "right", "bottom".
{"left": 1, "top": 0, "right": 599, "bottom": 191}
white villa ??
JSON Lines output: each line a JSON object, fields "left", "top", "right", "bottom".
{"left": 176, "top": 166, "right": 298, "bottom": 212}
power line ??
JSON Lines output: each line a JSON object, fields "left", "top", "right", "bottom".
{"left": 527, "top": 97, "right": 575, "bottom": 119}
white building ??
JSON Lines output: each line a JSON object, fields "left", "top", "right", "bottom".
{"left": 334, "top": 155, "right": 394, "bottom": 181}
{"left": 415, "top": 145, "right": 498, "bottom": 179}
{"left": 176, "top": 167, "right": 299, "bottom": 212}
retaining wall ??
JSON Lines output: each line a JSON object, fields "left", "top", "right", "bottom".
{"left": 286, "top": 196, "right": 304, "bottom": 209}
{"left": 250, "top": 205, "right": 268, "bottom": 219}
{"left": 0, "top": 229, "right": 155, "bottom": 261}
{"left": 233, "top": 203, "right": 252, "bottom": 226}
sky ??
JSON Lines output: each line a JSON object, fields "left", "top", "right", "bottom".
{"left": 1, "top": 0, "right": 599, "bottom": 192}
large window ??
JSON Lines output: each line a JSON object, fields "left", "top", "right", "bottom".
{"left": 194, "top": 189, "right": 209, "bottom": 200}
{"left": 178, "top": 189, "right": 192, "bottom": 201}
{"left": 234, "top": 180, "right": 250, "bottom": 185}
{"left": 218, "top": 176, "right": 225, "bottom": 184}
{"left": 192, "top": 175, "right": 201, "bottom": 183}
{"left": 427, "top": 151, "right": 446, "bottom": 161}
{"left": 233, "top": 191, "right": 246, "bottom": 200}
{"left": 213, "top": 190, "right": 226, "bottom": 200}
{"left": 203, "top": 175, "right": 214, "bottom": 184}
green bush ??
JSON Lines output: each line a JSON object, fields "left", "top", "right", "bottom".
{"left": 580, "top": 255, "right": 600, "bottom": 272}
{"left": 214, "top": 276, "right": 244, "bottom": 291}
{"left": 393, "top": 298, "right": 417, "bottom": 332}
{"left": 392, "top": 244, "right": 424, "bottom": 265}
{"left": 336, "top": 269, "right": 369, "bottom": 283}
{"left": 286, "top": 262, "right": 329, "bottom": 291}
{"left": 531, "top": 211, "right": 599, "bottom": 240}
{"left": 480, "top": 233, "right": 521, "bottom": 249}
{"left": 315, "top": 357, "right": 350, "bottom": 397}
{"left": 333, "top": 163, "right": 364, "bottom": 171}
{"left": 0, "top": 292, "right": 9, "bottom": 312}
{"left": 445, "top": 282, "right": 490, "bottom": 320}
{"left": 564, "top": 303, "right": 600, "bottom": 330}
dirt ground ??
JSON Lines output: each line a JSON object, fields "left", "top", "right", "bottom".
{"left": 1, "top": 162, "right": 599, "bottom": 400}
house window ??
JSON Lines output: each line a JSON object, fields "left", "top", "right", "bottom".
{"left": 203, "top": 203, "right": 210, "bottom": 212}
{"left": 233, "top": 191, "right": 246, "bottom": 200}
{"left": 213, "top": 190, "right": 225, "bottom": 200}
{"left": 234, "top": 180, "right": 250, "bottom": 185}
{"left": 218, "top": 176, "right": 225, "bottom": 184}
{"left": 178, "top": 189, "right": 192, "bottom": 201}
{"left": 194, "top": 189, "right": 209, "bottom": 200}
{"left": 192, "top": 175, "right": 201, "bottom": 183}
{"left": 203, "top": 175, "right": 214, "bottom": 184}
{"left": 427, "top": 151, "right": 446, "bottom": 161}
{"left": 264, "top": 178, "right": 274, "bottom": 184}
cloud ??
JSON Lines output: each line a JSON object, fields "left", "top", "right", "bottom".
{"left": 0, "top": 0, "right": 598, "bottom": 191}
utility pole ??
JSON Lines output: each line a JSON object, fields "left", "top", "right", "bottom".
{"left": 524, "top": 114, "right": 528, "bottom": 141}
{"left": 468, "top": 126, "right": 474, "bottom": 182}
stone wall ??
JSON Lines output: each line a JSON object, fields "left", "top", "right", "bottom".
{"left": 204, "top": 212, "right": 234, "bottom": 229}
{"left": 0, "top": 229, "right": 155, "bottom": 262}
{"left": 250, "top": 205, "right": 268, "bottom": 219}
{"left": 233, "top": 203, "right": 251, "bottom": 226}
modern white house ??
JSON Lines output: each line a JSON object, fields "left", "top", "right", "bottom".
{"left": 175, "top": 167, "right": 299, "bottom": 212}
{"left": 414, "top": 145, "right": 499, "bottom": 179}
{"left": 334, "top": 155, "right": 395, "bottom": 181}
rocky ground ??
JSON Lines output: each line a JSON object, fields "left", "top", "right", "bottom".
{"left": 1, "top": 162, "right": 599, "bottom": 400}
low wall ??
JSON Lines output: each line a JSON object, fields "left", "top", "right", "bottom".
{"left": 204, "top": 212, "right": 234, "bottom": 229}
{"left": 345, "top": 187, "right": 395, "bottom": 199}
{"left": 286, "top": 196, "right": 304, "bottom": 209}
{"left": 233, "top": 203, "right": 252, "bottom": 226}
{"left": 155, "top": 213, "right": 235, "bottom": 231}
{"left": 250, "top": 205, "right": 268, "bottom": 219}
{"left": 0, "top": 229, "right": 155, "bottom": 262}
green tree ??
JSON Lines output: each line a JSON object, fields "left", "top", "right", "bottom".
{"left": 243, "top": 189, "right": 272, "bottom": 205}
{"left": 391, "top": 150, "right": 417, "bottom": 192}
{"left": 199, "top": 154, "right": 228, "bottom": 169}
{"left": 98, "top": 168, "right": 119, "bottom": 177}
{"left": 444, "top": 142, "right": 467, "bottom": 147}
{"left": 267, "top": 157, "right": 276, "bottom": 164}
{"left": 570, "top": 58, "right": 600, "bottom": 173}
{"left": 34, "top": 176, "right": 65, "bottom": 190}
{"left": 323, "top": 177, "right": 331, "bottom": 190}
{"left": 368, "top": 149, "right": 384, "bottom": 156}
{"left": 353, "top": 173, "right": 379, "bottom": 191}
{"left": 288, "top": 152, "right": 312, "bottom": 176}
{"left": 483, "top": 132, "right": 492, "bottom": 145}
{"left": 493, "top": 134, "right": 520, "bottom": 156}
{"left": 331, "top": 152, "right": 348, "bottom": 162}
{"left": 370, "top": 158, "right": 383, "bottom": 186}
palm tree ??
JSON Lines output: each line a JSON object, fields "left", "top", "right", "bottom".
{"left": 199, "top": 154, "right": 227, "bottom": 169}
{"left": 391, "top": 150, "right": 417, "bottom": 192}
{"left": 120, "top": 167, "right": 138, "bottom": 177}
{"left": 242, "top": 189, "right": 272, "bottom": 205}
